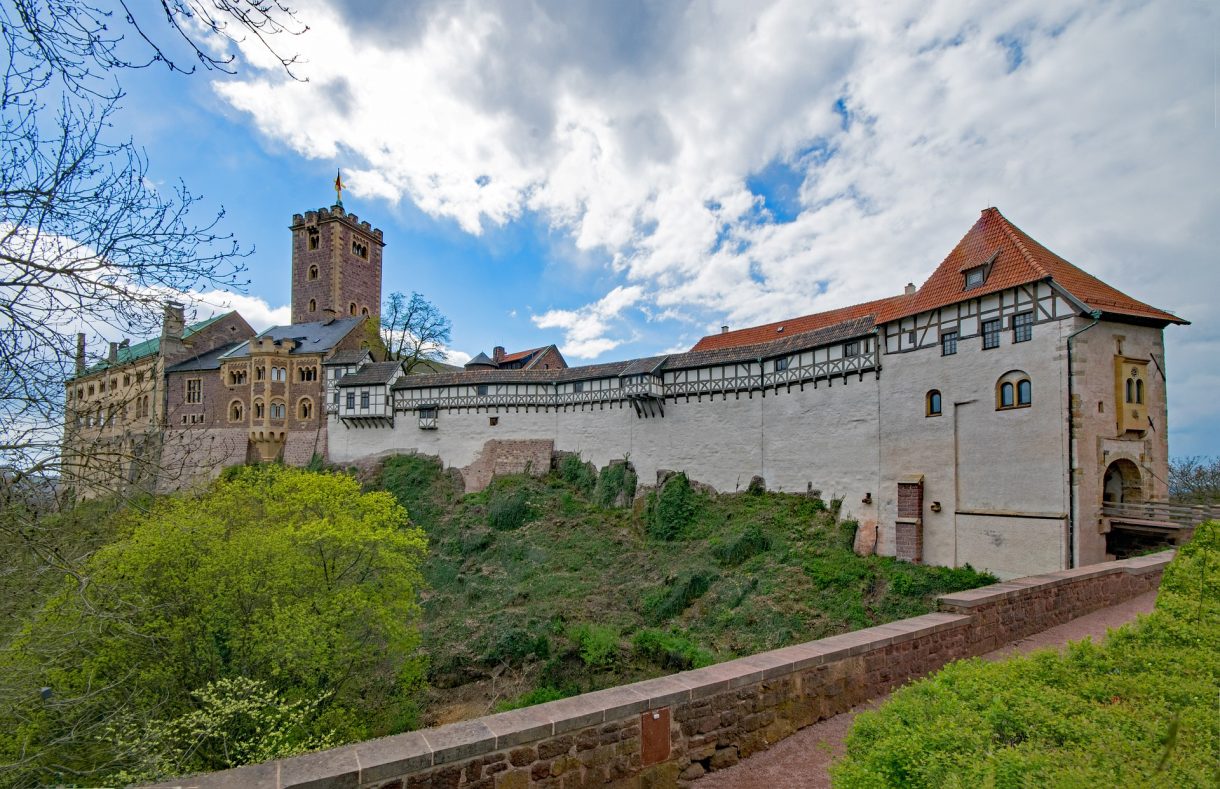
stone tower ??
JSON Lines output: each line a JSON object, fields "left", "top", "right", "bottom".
{"left": 289, "top": 205, "right": 385, "bottom": 324}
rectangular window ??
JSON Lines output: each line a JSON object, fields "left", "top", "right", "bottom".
{"left": 941, "top": 331, "right": 958, "bottom": 356}
{"left": 1012, "top": 311, "right": 1033, "bottom": 343}
{"left": 477, "top": 384, "right": 488, "bottom": 396}
{"left": 360, "top": 391, "right": 370, "bottom": 409}
{"left": 964, "top": 268, "right": 986, "bottom": 289}
{"left": 186, "top": 378, "right": 202, "bottom": 404}
{"left": 775, "top": 357, "right": 789, "bottom": 372}
{"left": 345, "top": 391, "right": 355, "bottom": 409}
{"left": 982, "top": 319, "right": 1001, "bottom": 350}
{"left": 843, "top": 340, "right": 860, "bottom": 357}
{"left": 573, "top": 381, "right": 584, "bottom": 393}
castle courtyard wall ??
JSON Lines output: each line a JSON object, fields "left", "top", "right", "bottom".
{"left": 329, "top": 372, "right": 884, "bottom": 530}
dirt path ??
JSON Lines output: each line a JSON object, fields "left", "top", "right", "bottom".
{"left": 693, "top": 590, "right": 1159, "bottom": 789}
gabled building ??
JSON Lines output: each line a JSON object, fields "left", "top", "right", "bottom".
{"left": 326, "top": 208, "right": 1189, "bottom": 579}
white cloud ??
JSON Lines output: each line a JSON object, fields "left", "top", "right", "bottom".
{"left": 215, "top": 0, "right": 1219, "bottom": 450}
{"left": 445, "top": 349, "right": 472, "bottom": 367}
{"left": 532, "top": 285, "right": 643, "bottom": 358}
{"left": 186, "top": 290, "right": 290, "bottom": 331}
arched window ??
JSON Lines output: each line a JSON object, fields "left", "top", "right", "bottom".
{"left": 997, "top": 370, "right": 1032, "bottom": 410}
{"left": 349, "top": 302, "right": 357, "bottom": 315}
{"left": 308, "top": 265, "right": 319, "bottom": 281}
{"left": 308, "top": 298, "right": 317, "bottom": 312}
{"left": 298, "top": 398, "right": 313, "bottom": 419}
{"left": 1125, "top": 378, "right": 1135, "bottom": 403}
{"left": 253, "top": 398, "right": 265, "bottom": 419}
{"left": 361, "top": 306, "right": 369, "bottom": 316}
{"left": 926, "top": 389, "right": 942, "bottom": 417}
{"left": 1135, "top": 379, "right": 1144, "bottom": 405}
{"left": 280, "top": 367, "right": 287, "bottom": 381}
{"left": 229, "top": 400, "right": 243, "bottom": 422}
{"left": 270, "top": 401, "right": 285, "bottom": 419}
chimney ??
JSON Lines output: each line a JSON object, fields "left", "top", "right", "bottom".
{"left": 108, "top": 341, "right": 118, "bottom": 364}
{"left": 75, "top": 333, "right": 86, "bottom": 375}
{"left": 493, "top": 346, "right": 506, "bottom": 363}
{"left": 162, "top": 301, "right": 185, "bottom": 341}
{"left": 904, "top": 283, "right": 916, "bottom": 296}
{"left": 720, "top": 325, "right": 729, "bottom": 334}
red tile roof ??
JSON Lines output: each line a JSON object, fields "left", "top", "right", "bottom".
{"left": 500, "top": 346, "right": 544, "bottom": 363}
{"left": 690, "top": 295, "right": 910, "bottom": 352}
{"left": 877, "top": 207, "right": 1186, "bottom": 325}
{"left": 692, "top": 207, "right": 1185, "bottom": 352}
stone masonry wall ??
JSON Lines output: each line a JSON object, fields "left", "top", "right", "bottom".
{"left": 153, "top": 550, "right": 1170, "bottom": 789}
{"left": 460, "top": 439, "right": 555, "bottom": 492}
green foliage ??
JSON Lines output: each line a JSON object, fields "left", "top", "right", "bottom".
{"left": 647, "top": 472, "right": 699, "bottom": 540}
{"left": 483, "top": 623, "right": 551, "bottom": 667}
{"left": 486, "top": 478, "right": 535, "bottom": 531}
{"left": 558, "top": 454, "right": 597, "bottom": 495}
{"left": 369, "top": 455, "right": 995, "bottom": 729}
{"left": 712, "top": 523, "right": 772, "bottom": 566}
{"left": 833, "top": 523, "right": 1220, "bottom": 788}
{"left": 632, "top": 629, "right": 714, "bottom": 670}
{"left": 567, "top": 623, "right": 620, "bottom": 669}
{"left": 378, "top": 453, "right": 452, "bottom": 528}
{"left": 595, "top": 462, "right": 637, "bottom": 508}
{"left": 644, "top": 570, "right": 714, "bottom": 623}
{"left": 105, "top": 677, "right": 338, "bottom": 785}
{"left": 494, "top": 686, "right": 572, "bottom": 712}
{"left": 0, "top": 465, "right": 428, "bottom": 785}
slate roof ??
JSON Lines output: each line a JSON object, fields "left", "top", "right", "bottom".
{"left": 465, "top": 352, "right": 497, "bottom": 368}
{"left": 220, "top": 318, "right": 363, "bottom": 359}
{"left": 337, "top": 361, "right": 403, "bottom": 386}
{"left": 164, "top": 342, "right": 245, "bottom": 373}
{"left": 877, "top": 207, "right": 1186, "bottom": 325}
{"left": 393, "top": 318, "right": 871, "bottom": 391}
{"left": 691, "top": 296, "right": 908, "bottom": 352}
{"left": 324, "top": 349, "right": 373, "bottom": 366}
{"left": 77, "top": 312, "right": 236, "bottom": 377}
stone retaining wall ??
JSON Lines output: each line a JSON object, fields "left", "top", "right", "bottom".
{"left": 154, "top": 550, "right": 1170, "bottom": 789}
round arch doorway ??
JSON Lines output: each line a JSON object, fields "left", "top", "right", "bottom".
{"left": 1102, "top": 458, "right": 1143, "bottom": 505}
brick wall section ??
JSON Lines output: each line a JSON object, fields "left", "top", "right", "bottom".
{"left": 460, "top": 439, "right": 555, "bottom": 492}
{"left": 153, "top": 550, "right": 1170, "bottom": 789}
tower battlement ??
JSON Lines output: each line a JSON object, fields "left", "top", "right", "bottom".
{"left": 288, "top": 203, "right": 385, "bottom": 325}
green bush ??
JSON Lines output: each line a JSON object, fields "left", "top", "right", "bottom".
{"left": 378, "top": 453, "right": 449, "bottom": 527}
{"left": 486, "top": 481, "right": 534, "bottom": 531}
{"left": 567, "top": 623, "right": 620, "bottom": 669}
{"left": 558, "top": 453, "right": 597, "bottom": 495}
{"left": 833, "top": 523, "right": 1219, "bottom": 788}
{"left": 632, "top": 629, "right": 714, "bottom": 670}
{"left": 712, "top": 523, "right": 772, "bottom": 566}
{"left": 483, "top": 625, "right": 550, "bottom": 666}
{"left": 644, "top": 570, "right": 714, "bottom": 623}
{"left": 494, "top": 686, "right": 571, "bottom": 712}
{"left": 595, "top": 462, "right": 637, "bottom": 508}
{"left": 647, "top": 472, "right": 699, "bottom": 540}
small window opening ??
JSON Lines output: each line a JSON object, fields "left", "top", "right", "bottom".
{"left": 308, "top": 298, "right": 317, "bottom": 312}
{"left": 308, "top": 265, "right": 319, "bottom": 281}
{"left": 926, "top": 389, "right": 942, "bottom": 417}
{"left": 489, "top": 416, "right": 499, "bottom": 426}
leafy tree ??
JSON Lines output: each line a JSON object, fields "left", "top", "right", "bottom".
{"left": 369, "top": 291, "right": 454, "bottom": 371}
{"left": 0, "top": 465, "right": 427, "bottom": 786}
{"left": 0, "top": 0, "right": 306, "bottom": 644}
{"left": 1169, "top": 456, "right": 1220, "bottom": 504}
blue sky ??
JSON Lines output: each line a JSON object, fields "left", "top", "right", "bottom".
{"left": 112, "top": 0, "right": 1217, "bottom": 455}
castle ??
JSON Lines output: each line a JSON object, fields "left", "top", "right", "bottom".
{"left": 65, "top": 203, "right": 1188, "bottom": 579}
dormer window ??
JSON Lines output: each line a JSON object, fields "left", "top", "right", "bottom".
{"left": 961, "top": 251, "right": 997, "bottom": 291}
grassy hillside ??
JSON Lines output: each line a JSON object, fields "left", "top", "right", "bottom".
{"left": 373, "top": 454, "right": 995, "bottom": 724}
